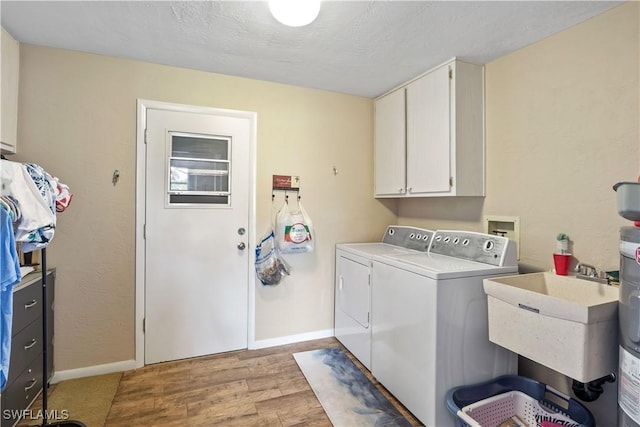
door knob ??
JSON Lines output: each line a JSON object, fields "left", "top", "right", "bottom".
{"left": 237, "top": 242, "right": 246, "bottom": 250}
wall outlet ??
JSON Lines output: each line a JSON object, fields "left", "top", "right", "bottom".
{"left": 484, "top": 215, "right": 520, "bottom": 260}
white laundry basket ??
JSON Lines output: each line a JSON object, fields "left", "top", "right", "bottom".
{"left": 459, "top": 390, "right": 578, "bottom": 427}
{"left": 446, "top": 375, "right": 595, "bottom": 427}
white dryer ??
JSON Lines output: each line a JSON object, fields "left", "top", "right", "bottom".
{"left": 371, "top": 230, "right": 519, "bottom": 427}
{"left": 334, "top": 226, "right": 434, "bottom": 370}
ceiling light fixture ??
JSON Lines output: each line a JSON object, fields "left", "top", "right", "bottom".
{"left": 268, "top": 0, "right": 321, "bottom": 27}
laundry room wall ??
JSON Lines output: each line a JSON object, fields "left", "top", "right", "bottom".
{"left": 397, "top": 3, "right": 638, "bottom": 425}
{"left": 13, "top": 45, "right": 396, "bottom": 372}
{"left": 398, "top": 2, "right": 638, "bottom": 277}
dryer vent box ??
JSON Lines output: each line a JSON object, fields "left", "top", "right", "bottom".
{"left": 484, "top": 216, "right": 520, "bottom": 260}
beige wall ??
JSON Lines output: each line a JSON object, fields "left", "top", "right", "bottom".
{"left": 397, "top": 3, "right": 638, "bottom": 425}
{"left": 486, "top": 2, "right": 639, "bottom": 276}
{"left": 11, "top": 3, "right": 638, "bottom": 422}
{"left": 399, "top": 3, "right": 638, "bottom": 274}
{"left": 14, "top": 46, "right": 396, "bottom": 371}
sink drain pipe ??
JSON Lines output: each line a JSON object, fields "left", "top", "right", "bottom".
{"left": 571, "top": 373, "right": 616, "bottom": 402}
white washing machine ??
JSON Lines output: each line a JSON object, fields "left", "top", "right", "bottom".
{"left": 334, "top": 226, "right": 434, "bottom": 370}
{"left": 371, "top": 230, "right": 519, "bottom": 427}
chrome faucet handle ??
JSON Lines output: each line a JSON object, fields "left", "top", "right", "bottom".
{"left": 575, "top": 263, "right": 598, "bottom": 277}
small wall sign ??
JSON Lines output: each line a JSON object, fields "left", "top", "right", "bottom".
{"left": 272, "top": 175, "right": 300, "bottom": 191}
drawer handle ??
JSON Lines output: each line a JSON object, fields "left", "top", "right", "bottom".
{"left": 24, "top": 339, "right": 37, "bottom": 350}
{"left": 24, "top": 300, "right": 38, "bottom": 309}
{"left": 24, "top": 378, "right": 37, "bottom": 391}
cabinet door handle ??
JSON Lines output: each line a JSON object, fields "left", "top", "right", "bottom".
{"left": 24, "top": 339, "right": 37, "bottom": 350}
{"left": 24, "top": 300, "right": 38, "bottom": 309}
{"left": 24, "top": 378, "right": 37, "bottom": 391}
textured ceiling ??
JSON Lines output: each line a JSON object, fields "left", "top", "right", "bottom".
{"left": 0, "top": 1, "right": 624, "bottom": 98}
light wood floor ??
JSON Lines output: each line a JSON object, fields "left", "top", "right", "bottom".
{"left": 99, "top": 337, "right": 423, "bottom": 426}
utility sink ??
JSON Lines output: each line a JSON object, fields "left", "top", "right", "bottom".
{"left": 483, "top": 272, "right": 619, "bottom": 383}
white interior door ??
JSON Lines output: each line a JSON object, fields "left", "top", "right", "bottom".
{"left": 144, "top": 107, "right": 251, "bottom": 364}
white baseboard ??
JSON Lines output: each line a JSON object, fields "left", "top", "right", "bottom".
{"left": 51, "top": 359, "right": 137, "bottom": 383}
{"left": 250, "top": 329, "right": 334, "bottom": 349}
{"left": 51, "top": 331, "right": 334, "bottom": 382}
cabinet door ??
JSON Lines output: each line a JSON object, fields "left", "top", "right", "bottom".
{"left": 1, "top": 27, "right": 19, "bottom": 154}
{"left": 374, "top": 88, "right": 406, "bottom": 196}
{"left": 406, "top": 64, "right": 451, "bottom": 194}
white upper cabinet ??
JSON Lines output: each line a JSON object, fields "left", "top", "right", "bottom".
{"left": 1, "top": 27, "right": 20, "bottom": 154}
{"left": 374, "top": 58, "right": 485, "bottom": 198}
{"left": 374, "top": 88, "right": 406, "bottom": 196}
{"left": 406, "top": 63, "right": 451, "bottom": 194}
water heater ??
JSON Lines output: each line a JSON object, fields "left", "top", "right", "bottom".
{"left": 619, "top": 227, "right": 640, "bottom": 427}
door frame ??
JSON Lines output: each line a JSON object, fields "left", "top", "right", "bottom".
{"left": 135, "top": 99, "right": 257, "bottom": 368}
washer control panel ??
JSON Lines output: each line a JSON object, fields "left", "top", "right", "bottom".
{"left": 429, "top": 230, "right": 517, "bottom": 267}
{"left": 382, "top": 226, "right": 434, "bottom": 252}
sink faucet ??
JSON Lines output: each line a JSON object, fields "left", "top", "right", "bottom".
{"left": 575, "top": 263, "right": 598, "bottom": 277}
{"left": 575, "top": 263, "right": 609, "bottom": 284}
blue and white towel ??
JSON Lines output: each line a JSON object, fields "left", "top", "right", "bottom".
{"left": 0, "top": 207, "right": 22, "bottom": 391}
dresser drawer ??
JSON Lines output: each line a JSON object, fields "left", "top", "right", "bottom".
{"left": 7, "top": 319, "right": 42, "bottom": 387}
{"left": 1, "top": 357, "right": 43, "bottom": 427}
{"left": 12, "top": 279, "right": 42, "bottom": 335}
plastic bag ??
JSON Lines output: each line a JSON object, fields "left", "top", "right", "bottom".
{"left": 275, "top": 199, "right": 314, "bottom": 254}
{"left": 255, "top": 230, "right": 290, "bottom": 286}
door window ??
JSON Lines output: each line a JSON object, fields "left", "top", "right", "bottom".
{"left": 167, "top": 132, "right": 231, "bottom": 206}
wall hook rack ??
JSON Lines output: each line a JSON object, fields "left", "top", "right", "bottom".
{"left": 272, "top": 189, "right": 301, "bottom": 203}
{"left": 272, "top": 174, "right": 301, "bottom": 203}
